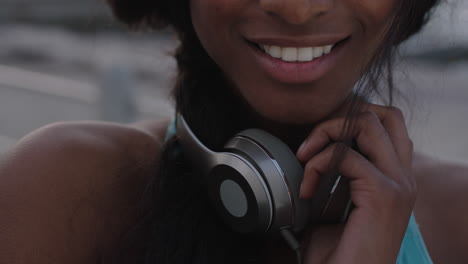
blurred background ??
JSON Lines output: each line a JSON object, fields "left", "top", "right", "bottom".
{"left": 0, "top": 0, "right": 467, "bottom": 165}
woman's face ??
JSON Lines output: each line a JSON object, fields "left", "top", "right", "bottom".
{"left": 190, "top": 0, "right": 395, "bottom": 124}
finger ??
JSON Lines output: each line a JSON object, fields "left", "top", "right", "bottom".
{"left": 301, "top": 143, "right": 386, "bottom": 200}
{"left": 301, "top": 148, "right": 330, "bottom": 199}
{"left": 297, "top": 111, "right": 402, "bottom": 182}
{"left": 364, "top": 104, "right": 413, "bottom": 172}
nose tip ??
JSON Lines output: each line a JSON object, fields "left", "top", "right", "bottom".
{"left": 260, "top": 0, "right": 333, "bottom": 25}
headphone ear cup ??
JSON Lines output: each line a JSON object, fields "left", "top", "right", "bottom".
{"left": 228, "top": 129, "right": 316, "bottom": 232}
{"left": 206, "top": 153, "right": 274, "bottom": 234}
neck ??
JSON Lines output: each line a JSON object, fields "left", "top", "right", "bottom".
{"left": 247, "top": 97, "right": 354, "bottom": 153}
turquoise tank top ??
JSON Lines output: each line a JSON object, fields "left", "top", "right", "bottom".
{"left": 164, "top": 119, "right": 433, "bottom": 263}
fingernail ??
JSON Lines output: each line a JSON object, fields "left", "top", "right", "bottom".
{"left": 296, "top": 140, "right": 307, "bottom": 157}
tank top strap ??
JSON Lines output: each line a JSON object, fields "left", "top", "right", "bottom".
{"left": 164, "top": 117, "right": 177, "bottom": 142}
{"left": 397, "top": 213, "right": 433, "bottom": 263}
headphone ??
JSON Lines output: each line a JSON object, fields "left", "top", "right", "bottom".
{"left": 176, "top": 113, "right": 353, "bottom": 234}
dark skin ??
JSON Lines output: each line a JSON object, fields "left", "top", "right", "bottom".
{"left": 1, "top": 0, "right": 467, "bottom": 263}
{"left": 0, "top": 121, "right": 165, "bottom": 263}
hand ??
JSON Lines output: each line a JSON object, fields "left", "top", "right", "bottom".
{"left": 295, "top": 104, "right": 416, "bottom": 264}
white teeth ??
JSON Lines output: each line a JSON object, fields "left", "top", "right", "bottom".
{"left": 282, "top": 47, "right": 298, "bottom": 62}
{"left": 313, "top": 47, "right": 324, "bottom": 58}
{"left": 260, "top": 44, "right": 334, "bottom": 62}
{"left": 269, "top": 46, "right": 282, "bottom": 58}
{"left": 298, "top": 47, "right": 313, "bottom": 62}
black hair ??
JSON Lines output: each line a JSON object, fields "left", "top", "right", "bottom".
{"left": 105, "top": 0, "right": 441, "bottom": 263}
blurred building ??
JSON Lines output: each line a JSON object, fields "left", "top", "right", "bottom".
{"left": 1, "top": 0, "right": 110, "bottom": 26}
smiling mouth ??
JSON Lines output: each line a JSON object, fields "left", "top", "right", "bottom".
{"left": 247, "top": 37, "right": 350, "bottom": 63}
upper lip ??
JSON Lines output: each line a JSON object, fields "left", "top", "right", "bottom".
{"left": 245, "top": 34, "right": 350, "bottom": 47}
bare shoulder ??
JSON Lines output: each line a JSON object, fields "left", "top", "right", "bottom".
{"left": 0, "top": 118, "right": 170, "bottom": 263}
{"left": 412, "top": 152, "right": 468, "bottom": 264}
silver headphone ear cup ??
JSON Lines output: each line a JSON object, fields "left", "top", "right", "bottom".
{"left": 230, "top": 129, "right": 315, "bottom": 232}
{"left": 224, "top": 136, "right": 293, "bottom": 232}
{"left": 207, "top": 152, "right": 274, "bottom": 234}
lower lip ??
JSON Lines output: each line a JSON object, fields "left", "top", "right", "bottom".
{"left": 246, "top": 39, "right": 348, "bottom": 84}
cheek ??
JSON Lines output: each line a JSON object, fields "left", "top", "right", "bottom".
{"left": 346, "top": 0, "right": 396, "bottom": 64}
{"left": 190, "top": 0, "right": 253, "bottom": 89}
{"left": 349, "top": 0, "right": 396, "bottom": 30}
{"left": 190, "top": 0, "right": 221, "bottom": 38}
{"left": 191, "top": 0, "right": 229, "bottom": 20}
{"left": 190, "top": 0, "right": 246, "bottom": 36}
{"left": 190, "top": 0, "right": 245, "bottom": 66}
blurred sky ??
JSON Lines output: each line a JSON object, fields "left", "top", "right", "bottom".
{"left": 0, "top": 0, "right": 467, "bottom": 164}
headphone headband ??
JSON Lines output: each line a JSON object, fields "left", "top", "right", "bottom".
{"left": 176, "top": 113, "right": 215, "bottom": 176}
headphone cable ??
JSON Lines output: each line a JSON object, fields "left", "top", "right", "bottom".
{"left": 280, "top": 228, "right": 303, "bottom": 264}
